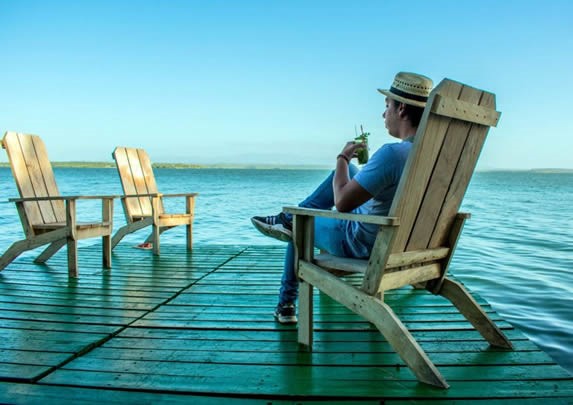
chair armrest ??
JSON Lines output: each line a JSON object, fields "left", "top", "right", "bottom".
{"left": 121, "top": 193, "right": 160, "bottom": 199}
{"left": 160, "top": 193, "right": 199, "bottom": 198}
{"left": 283, "top": 206, "right": 400, "bottom": 226}
{"left": 9, "top": 195, "right": 119, "bottom": 202}
{"left": 120, "top": 193, "right": 198, "bottom": 200}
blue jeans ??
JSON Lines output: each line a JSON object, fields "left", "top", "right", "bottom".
{"left": 279, "top": 164, "right": 360, "bottom": 305}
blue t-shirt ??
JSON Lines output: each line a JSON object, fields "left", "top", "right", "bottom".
{"left": 344, "top": 139, "right": 413, "bottom": 257}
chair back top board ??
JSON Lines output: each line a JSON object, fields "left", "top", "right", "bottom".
{"left": 112, "top": 147, "right": 163, "bottom": 218}
{"left": 387, "top": 79, "right": 500, "bottom": 254}
{"left": 2, "top": 131, "right": 65, "bottom": 228}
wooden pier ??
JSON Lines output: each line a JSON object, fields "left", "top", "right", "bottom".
{"left": 0, "top": 244, "right": 571, "bottom": 403}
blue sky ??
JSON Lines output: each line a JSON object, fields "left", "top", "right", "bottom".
{"left": 1, "top": 0, "right": 572, "bottom": 169}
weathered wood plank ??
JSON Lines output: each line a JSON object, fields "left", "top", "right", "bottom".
{"left": 137, "top": 148, "right": 162, "bottom": 213}
{"left": 117, "top": 326, "right": 530, "bottom": 343}
{"left": 431, "top": 94, "right": 500, "bottom": 126}
{"left": 126, "top": 147, "right": 154, "bottom": 216}
{"left": 40, "top": 368, "right": 573, "bottom": 398}
{"left": 57, "top": 357, "right": 570, "bottom": 380}
{"left": 0, "top": 382, "right": 280, "bottom": 404}
{"left": 93, "top": 341, "right": 542, "bottom": 359}
{"left": 113, "top": 147, "right": 143, "bottom": 218}
{"left": 30, "top": 134, "right": 65, "bottom": 222}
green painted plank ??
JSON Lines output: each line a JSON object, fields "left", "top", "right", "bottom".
{"left": 0, "top": 289, "right": 171, "bottom": 303}
{"left": 98, "top": 337, "right": 539, "bottom": 354}
{"left": 0, "top": 295, "right": 160, "bottom": 310}
{"left": 0, "top": 319, "right": 120, "bottom": 334}
{"left": 0, "top": 363, "right": 49, "bottom": 381}
{"left": 130, "top": 318, "right": 514, "bottom": 330}
{"left": 0, "top": 350, "right": 72, "bottom": 366}
{"left": 0, "top": 382, "right": 324, "bottom": 405}
{"left": 0, "top": 309, "right": 140, "bottom": 325}
{"left": 386, "top": 400, "right": 573, "bottom": 404}
{"left": 100, "top": 334, "right": 540, "bottom": 353}
{"left": 0, "top": 284, "right": 176, "bottom": 298}
{"left": 140, "top": 309, "right": 504, "bottom": 323}
{"left": 118, "top": 326, "right": 528, "bottom": 340}
{"left": 0, "top": 339, "right": 101, "bottom": 353}
{"left": 0, "top": 329, "right": 108, "bottom": 341}
{"left": 0, "top": 281, "right": 183, "bottom": 294}
{"left": 55, "top": 358, "right": 571, "bottom": 382}
{"left": 160, "top": 302, "right": 498, "bottom": 315}
{"left": 117, "top": 327, "right": 531, "bottom": 347}
{"left": 40, "top": 368, "right": 573, "bottom": 398}
{"left": 0, "top": 269, "right": 209, "bottom": 284}
{"left": 85, "top": 347, "right": 557, "bottom": 368}
{"left": 0, "top": 303, "right": 147, "bottom": 318}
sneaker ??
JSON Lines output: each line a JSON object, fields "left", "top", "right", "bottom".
{"left": 274, "top": 302, "right": 297, "bottom": 324}
{"left": 251, "top": 212, "right": 293, "bottom": 242}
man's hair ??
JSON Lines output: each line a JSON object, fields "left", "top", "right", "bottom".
{"left": 392, "top": 99, "right": 425, "bottom": 127}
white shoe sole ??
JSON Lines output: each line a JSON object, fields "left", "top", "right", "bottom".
{"left": 274, "top": 313, "right": 297, "bottom": 324}
{"left": 251, "top": 218, "right": 292, "bottom": 242}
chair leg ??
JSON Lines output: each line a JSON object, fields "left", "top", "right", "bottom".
{"left": 67, "top": 238, "right": 78, "bottom": 278}
{"left": 112, "top": 219, "right": 152, "bottom": 249}
{"left": 0, "top": 240, "right": 29, "bottom": 270}
{"left": 437, "top": 277, "right": 513, "bottom": 349}
{"left": 186, "top": 223, "right": 193, "bottom": 251}
{"left": 366, "top": 298, "right": 449, "bottom": 388}
{"left": 1, "top": 229, "right": 68, "bottom": 270}
{"left": 34, "top": 239, "right": 66, "bottom": 263}
{"left": 186, "top": 196, "right": 195, "bottom": 251}
{"left": 102, "top": 235, "right": 112, "bottom": 269}
{"left": 299, "top": 262, "right": 449, "bottom": 388}
{"left": 151, "top": 224, "right": 160, "bottom": 255}
{"left": 298, "top": 281, "right": 314, "bottom": 348}
{"left": 111, "top": 225, "right": 130, "bottom": 249}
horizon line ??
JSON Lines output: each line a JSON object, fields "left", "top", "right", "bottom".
{"left": 0, "top": 161, "right": 572, "bottom": 173}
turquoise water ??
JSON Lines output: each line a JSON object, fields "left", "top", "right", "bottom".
{"left": 0, "top": 167, "right": 571, "bottom": 374}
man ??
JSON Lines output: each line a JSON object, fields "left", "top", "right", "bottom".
{"left": 251, "top": 72, "right": 433, "bottom": 323}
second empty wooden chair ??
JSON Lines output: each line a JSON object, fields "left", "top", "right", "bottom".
{"left": 111, "top": 147, "right": 198, "bottom": 255}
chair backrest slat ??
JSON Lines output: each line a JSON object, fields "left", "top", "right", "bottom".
{"left": 2, "top": 132, "right": 65, "bottom": 227}
{"left": 113, "top": 147, "right": 161, "bottom": 219}
{"left": 136, "top": 149, "right": 160, "bottom": 198}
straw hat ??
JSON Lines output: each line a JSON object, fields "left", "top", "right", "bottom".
{"left": 378, "top": 72, "right": 433, "bottom": 107}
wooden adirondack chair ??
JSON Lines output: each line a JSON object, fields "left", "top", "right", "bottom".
{"left": 1, "top": 131, "right": 114, "bottom": 277}
{"left": 284, "top": 79, "right": 513, "bottom": 388}
{"left": 111, "top": 147, "right": 198, "bottom": 255}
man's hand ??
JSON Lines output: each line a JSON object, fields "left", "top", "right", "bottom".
{"left": 333, "top": 141, "right": 372, "bottom": 212}
{"left": 339, "top": 141, "right": 366, "bottom": 161}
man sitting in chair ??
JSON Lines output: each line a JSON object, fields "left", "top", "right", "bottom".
{"left": 251, "top": 72, "right": 433, "bottom": 324}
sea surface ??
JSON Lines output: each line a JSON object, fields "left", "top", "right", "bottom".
{"left": 0, "top": 167, "right": 571, "bottom": 374}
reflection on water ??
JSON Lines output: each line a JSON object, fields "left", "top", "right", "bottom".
{"left": 0, "top": 168, "right": 571, "bottom": 374}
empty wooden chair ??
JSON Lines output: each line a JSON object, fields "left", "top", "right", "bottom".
{"left": 1, "top": 131, "right": 114, "bottom": 277}
{"left": 284, "top": 78, "right": 512, "bottom": 388}
{"left": 112, "top": 147, "right": 198, "bottom": 255}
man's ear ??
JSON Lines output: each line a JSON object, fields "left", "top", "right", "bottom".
{"left": 398, "top": 102, "right": 408, "bottom": 119}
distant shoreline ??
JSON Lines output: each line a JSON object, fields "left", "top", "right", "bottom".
{"left": 0, "top": 161, "right": 332, "bottom": 170}
{"left": 0, "top": 162, "right": 571, "bottom": 173}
